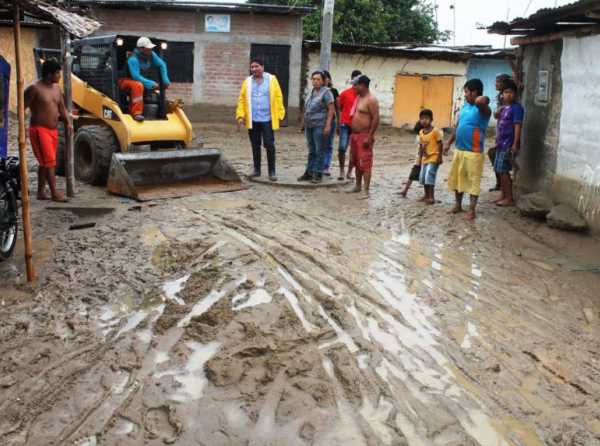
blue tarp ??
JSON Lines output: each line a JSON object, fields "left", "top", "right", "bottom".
{"left": 0, "top": 56, "right": 9, "bottom": 159}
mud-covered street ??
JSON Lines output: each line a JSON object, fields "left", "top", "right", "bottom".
{"left": 1, "top": 122, "right": 600, "bottom": 446}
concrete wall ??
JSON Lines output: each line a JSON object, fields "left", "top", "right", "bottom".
{"left": 517, "top": 41, "right": 563, "bottom": 195}
{"left": 0, "top": 27, "right": 39, "bottom": 112}
{"left": 553, "top": 34, "right": 600, "bottom": 229}
{"left": 91, "top": 8, "right": 304, "bottom": 114}
{"left": 466, "top": 58, "right": 513, "bottom": 125}
{"left": 304, "top": 49, "right": 467, "bottom": 126}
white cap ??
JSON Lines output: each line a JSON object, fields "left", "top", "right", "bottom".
{"left": 136, "top": 37, "right": 156, "bottom": 49}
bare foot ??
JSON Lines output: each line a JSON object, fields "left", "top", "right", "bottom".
{"left": 346, "top": 186, "right": 361, "bottom": 193}
{"left": 448, "top": 205, "right": 463, "bottom": 214}
{"left": 492, "top": 196, "right": 504, "bottom": 204}
{"left": 37, "top": 193, "right": 50, "bottom": 201}
{"left": 417, "top": 196, "right": 427, "bottom": 202}
{"left": 424, "top": 198, "right": 435, "bottom": 205}
{"left": 51, "top": 193, "right": 69, "bottom": 203}
{"left": 464, "top": 210, "right": 476, "bottom": 220}
{"left": 398, "top": 190, "right": 407, "bottom": 198}
{"left": 496, "top": 200, "right": 514, "bottom": 207}
{"left": 346, "top": 173, "right": 355, "bottom": 180}
{"left": 358, "top": 190, "right": 370, "bottom": 200}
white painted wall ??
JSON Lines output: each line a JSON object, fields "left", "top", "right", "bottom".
{"left": 556, "top": 35, "right": 600, "bottom": 222}
{"left": 305, "top": 50, "right": 467, "bottom": 126}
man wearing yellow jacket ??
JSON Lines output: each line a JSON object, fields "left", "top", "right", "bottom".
{"left": 236, "top": 58, "right": 285, "bottom": 181}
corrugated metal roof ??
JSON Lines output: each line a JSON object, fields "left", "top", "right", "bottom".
{"left": 304, "top": 41, "right": 515, "bottom": 62}
{"left": 488, "top": 0, "right": 600, "bottom": 36}
{"left": 75, "top": 0, "right": 314, "bottom": 15}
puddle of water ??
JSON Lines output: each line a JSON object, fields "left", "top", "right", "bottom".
{"left": 233, "top": 289, "right": 273, "bottom": 311}
{"left": 360, "top": 396, "right": 395, "bottom": 445}
{"left": 279, "top": 287, "right": 318, "bottom": 333}
{"left": 365, "top": 231, "right": 522, "bottom": 446}
{"left": 116, "top": 310, "right": 148, "bottom": 337}
{"left": 163, "top": 274, "right": 190, "bottom": 305}
{"left": 111, "top": 371, "right": 130, "bottom": 395}
{"left": 278, "top": 267, "right": 312, "bottom": 302}
{"left": 155, "top": 341, "right": 220, "bottom": 402}
{"left": 431, "top": 260, "right": 442, "bottom": 271}
{"left": 348, "top": 304, "right": 370, "bottom": 341}
{"left": 225, "top": 228, "right": 264, "bottom": 253}
{"left": 76, "top": 436, "right": 97, "bottom": 446}
{"left": 461, "top": 321, "right": 479, "bottom": 350}
{"left": 178, "top": 289, "right": 227, "bottom": 327}
{"left": 322, "top": 357, "right": 335, "bottom": 378}
{"left": 112, "top": 418, "right": 135, "bottom": 436}
{"left": 320, "top": 283, "right": 335, "bottom": 298}
{"left": 357, "top": 354, "right": 369, "bottom": 369}
{"left": 318, "top": 305, "right": 359, "bottom": 353}
{"left": 155, "top": 351, "right": 170, "bottom": 365}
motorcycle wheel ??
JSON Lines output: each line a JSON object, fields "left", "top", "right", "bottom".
{"left": 0, "top": 182, "right": 18, "bottom": 261}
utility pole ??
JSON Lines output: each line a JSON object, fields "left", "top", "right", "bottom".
{"left": 320, "top": 0, "right": 335, "bottom": 71}
{"left": 62, "top": 29, "right": 75, "bottom": 197}
{"left": 62, "top": 0, "right": 75, "bottom": 197}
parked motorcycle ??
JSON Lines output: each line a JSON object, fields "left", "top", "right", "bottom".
{"left": 0, "top": 156, "right": 20, "bottom": 260}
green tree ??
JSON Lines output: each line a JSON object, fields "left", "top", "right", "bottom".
{"left": 254, "top": 0, "right": 449, "bottom": 44}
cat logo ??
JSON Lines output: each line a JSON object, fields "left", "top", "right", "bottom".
{"left": 102, "top": 106, "right": 118, "bottom": 121}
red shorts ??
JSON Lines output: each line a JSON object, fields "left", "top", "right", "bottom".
{"left": 350, "top": 133, "right": 374, "bottom": 173}
{"left": 29, "top": 126, "right": 58, "bottom": 168}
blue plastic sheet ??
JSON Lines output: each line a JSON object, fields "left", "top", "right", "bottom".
{"left": 0, "top": 56, "right": 9, "bottom": 159}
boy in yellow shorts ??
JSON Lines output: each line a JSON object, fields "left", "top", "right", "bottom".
{"left": 443, "top": 79, "right": 491, "bottom": 220}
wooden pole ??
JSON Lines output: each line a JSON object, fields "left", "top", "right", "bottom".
{"left": 61, "top": 29, "right": 75, "bottom": 197}
{"left": 13, "top": 0, "right": 35, "bottom": 282}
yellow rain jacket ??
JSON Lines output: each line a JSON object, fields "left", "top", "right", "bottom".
{"left": 236, "top": 73, "right": 286, "bottom": 130}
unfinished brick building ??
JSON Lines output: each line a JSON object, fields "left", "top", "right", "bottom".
{"left": 77, "top": 0, "right": 311, "bottom": 121}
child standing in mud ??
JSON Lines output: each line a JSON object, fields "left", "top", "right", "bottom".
{"left": 399, "top": 121, "right": 423, "bottom": 198}
{"left": 416, "top": 109, "right": 443, "bottom": 204}
{"left": 493, "top": 78, "right": 524, "bottom": 207}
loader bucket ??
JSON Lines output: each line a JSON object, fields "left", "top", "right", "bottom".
{"left": 107, "top": 148, "right": 244, "bottom": 201}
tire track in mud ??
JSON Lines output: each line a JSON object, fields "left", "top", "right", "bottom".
{"left": 210, "top": 209, "right": 531, "bottom": 445}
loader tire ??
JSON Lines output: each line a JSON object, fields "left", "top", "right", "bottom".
{"left": 74, "top": 125, "right": 118, "bottom": 186}
{"left": 56, "top": 123, "right": 65, "bottom": 176}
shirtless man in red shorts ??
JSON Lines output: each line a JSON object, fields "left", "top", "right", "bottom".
{"left": 349, "top": 75, "right": 379, "bottom": 195}
{"left": 24, "top": 59, "right": 72, "bottom": 201}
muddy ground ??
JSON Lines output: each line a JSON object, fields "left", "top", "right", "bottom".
{"left": 1, "top": 121, "right": 600, "bottom": 446}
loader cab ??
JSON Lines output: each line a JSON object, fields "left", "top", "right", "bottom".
{"left": 70, "top": 34, "right": 169, "bottom": 120}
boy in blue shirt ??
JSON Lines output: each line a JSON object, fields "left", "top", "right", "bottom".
{"left": 443, "top": 79, "right": 491, "bottom": 220}
{"left": 493, "top": 78, "right": 524, "bottom": 207}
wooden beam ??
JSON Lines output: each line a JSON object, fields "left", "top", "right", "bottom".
{"left": 13, "top": 0, "right": 35, "bottom": 282}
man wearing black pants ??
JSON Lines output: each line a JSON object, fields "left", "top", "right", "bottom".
{"left": 236, "top": 59, "right": 285, "bottom": 181}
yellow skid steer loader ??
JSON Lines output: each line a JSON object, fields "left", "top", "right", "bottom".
{"left": 35, "top": 35, "right": 241, "bottom": 201}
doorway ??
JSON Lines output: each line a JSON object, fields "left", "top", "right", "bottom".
{"left": 250, "top": 44, "right": 290, "bottom": 126}
{"left": 392, "top": 74, "right": 454, "bottom": 129}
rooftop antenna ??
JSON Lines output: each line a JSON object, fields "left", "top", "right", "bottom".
{"left": 450, "top": 0, "right": 456, "bottom": 46}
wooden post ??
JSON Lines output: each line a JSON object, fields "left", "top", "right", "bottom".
{"left": 13, "top": 0, "right": 35, "bottom": 282}
{"left": 61, "top": 29, "right": 75, "bottom": 197}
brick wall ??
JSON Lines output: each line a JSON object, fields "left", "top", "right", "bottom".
{"left": 93, "top": 10, "right": 197, "bottom": 34}
{"left": 202, "top": 42, "right": 249, "bottom": 105}
{"left": 230, "top": 14, "right": 297, "bottom": 38}
{"left": 168, "top": 83, "right": 193, "bottom": 104}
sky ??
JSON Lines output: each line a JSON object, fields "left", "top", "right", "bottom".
{"left": 434, "top": 0, "right": 575, "bottom": 47}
